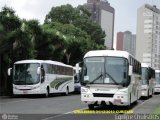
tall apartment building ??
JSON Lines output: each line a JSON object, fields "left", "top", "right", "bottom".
{"left": 116, "top": 31, "right": 136, "bottom": 57}
{"left": 85, "top": 0, "right": 115, "bottom": 49}
{"left": 116, "top": 32, "right": 123, "bottom": 50}
{"left": 136, "top": 4, "right": 160, "bottom": 69}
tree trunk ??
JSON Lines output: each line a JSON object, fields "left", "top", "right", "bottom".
{"left": 66, "top": 53, "right": 71, "bottom": 64}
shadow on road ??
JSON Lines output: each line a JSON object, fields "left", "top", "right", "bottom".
{"left": 86, "top": 101, "right": 138, "bottom": 111}
{"left": 0, "top": 92, "right": 80, "bottom": 99}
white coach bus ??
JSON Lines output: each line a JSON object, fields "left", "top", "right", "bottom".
{"left": 155, "top": 70, "right": 160, "bottom": 93}
{"left": 141, "top": 63, "right": 155, "bottom": 98}
{"left": 76, "top": 50, "right": 141, "bottom": 109}
{"left": 8, "top": 60, "right": 74, "bottom": 96}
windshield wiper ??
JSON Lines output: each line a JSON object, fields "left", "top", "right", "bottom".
{"left": 26, "top": 83, "right": 34, "bottom": 85}
{"left": 104, "top": 72, "right": 119, "bottom": 85}
{"left": 13, "top": 81, "right": 25, "bottom": 85}
{"left": 13, "top": 80, "right": 24, "bottom": 82}
{"left": 89, "top": 73, "right": 103, "bottom": 84}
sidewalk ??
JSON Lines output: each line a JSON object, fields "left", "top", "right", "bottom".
{"left": 0, "top": 96, "right": 12, "bottom": 99}
{"left": 133, "top": 94, "right": 160, "bottom": 114}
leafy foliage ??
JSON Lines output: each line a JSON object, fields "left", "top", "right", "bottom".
{"left": 0, "top": 4, "right": 106, "bottom": 95}
{"left": 45, "top": 5, "right": 106, "bottom": 50}
{"left": 43, "top": 22, "right": 92, "bottom": 64}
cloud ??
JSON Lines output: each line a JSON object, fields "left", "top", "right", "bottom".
{"left": 0, "top": 0, "right": 87, "bottom": 23}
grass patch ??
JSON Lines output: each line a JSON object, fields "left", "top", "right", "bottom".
{"left": 151, "top": 104, "right": 160, "bottom": 114}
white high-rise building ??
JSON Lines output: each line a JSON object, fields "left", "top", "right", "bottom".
{"left": 123, "top": 31, "right": 136, "bottom": 57}
{"left": 85, "top": 0, "right": 115, "bottom": 49}
{"left": 136, "top": 4, "right": 160, "bottom": 69}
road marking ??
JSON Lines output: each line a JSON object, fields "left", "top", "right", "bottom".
{"left": 73, "top": 107, "right": 88, "bottom": 111}
{"left": 41, "top": 107, "right": 87, "bottom": 120}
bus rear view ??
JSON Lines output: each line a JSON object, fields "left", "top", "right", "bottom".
{"left": 141, "top": 63, "right": 155, "bottom": 98}
{"left": 155, "top": 70, "right": 160, "bottom": 93}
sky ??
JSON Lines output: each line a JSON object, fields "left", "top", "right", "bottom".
{"left": 0, "top": 0, "right": 160, "bottom": 48}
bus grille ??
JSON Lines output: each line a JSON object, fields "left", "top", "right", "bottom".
{"left": 93, "top": 93, "right": 114, "bottom": 97}
{"left": 19, "top": 89, "right": 31, "bottom": 90}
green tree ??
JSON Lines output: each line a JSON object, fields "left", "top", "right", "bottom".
{"left": 21, "top": 19, "right": 45, "bottom": 58}
{"left": 43, "top": 22, "right": 92, "bottom": 64}
{"left": 74, "top": 5, "right": 106, "bottom": 47}
{"left": 0, "top": 6, "right": 34, "bottom": 95}
{"left": 45, "top": 4, "right": 106, "bottom": 50}
{"left": 45, "top": 4, "right": 77, "bottom": 24}
{"left": 42, "top": 23, "right": 64, "bottom": 60}
{"left": 11, "top": 29, "right": 34, "bottom": 61}
{"left": 0, "top": 6, "right": 22, "bottom": 95}
{"left": 44, "top": 4, "right": 106, "bottom": 65}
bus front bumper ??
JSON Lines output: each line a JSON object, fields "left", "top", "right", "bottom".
{"left": 154, "top": 87, "right": 160, "bottom": 93}
{"left": 13, "top": 87, "right": 45, "bottom": 95}
{"left": 81, "top": 93, "right": 129, "bottom": 106}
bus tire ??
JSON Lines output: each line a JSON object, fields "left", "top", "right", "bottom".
{"left": 150, "top": 89, "right": 153, "bottom": 97}
{"left": 45, "top": 87, "right": 50, "bottom": 97}
{"left": 152, "top": 89, "right": 155, "bottom": 95}
{"left": 127, "top": 94, "right": 131, "bottom": 109}
{"left": 65, "top": 87, "right": 69, "bottom": 95}
{"left": 147, "top": 90, "right": 149, "bottom": 99}
{"left": 88, "top": 104, "right": 94, "bottom": 110}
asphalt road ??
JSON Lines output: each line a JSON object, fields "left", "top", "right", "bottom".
{"left": 133, "top": 93, "right": 160, "bottom": 114}
{"left": 0, "top": 94, "right": 86, "bottom": 114}
{"left": 0, "top": 93, "right": 160, "bottom": 120}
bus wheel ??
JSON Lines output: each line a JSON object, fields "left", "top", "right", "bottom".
{"left": 147, "top": 90, "right": 149, "bottom": 99}
{"left": 127, "top": 94, "right": 131, "bottom": 109}
{"left": 150, "top": 90, "right": 153, "bottom": 97}
{"left": 45, "top": 87, "right": 50, "bottom": 97}
{"left": 65, "top": 87, "right": 69, "bottom": 95}
{"left": 88, "top": 104, "right": 94, "bottom": 110}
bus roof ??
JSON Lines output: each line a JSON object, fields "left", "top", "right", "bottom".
{"left": 141, "top": 63, "right": 155, "bottom": 71}
{"left": 141, "top": 63, "right": 149, "bottom": 67}
{"left": 84, "top": 50, "right": 132, "bottom": 59}
{"left": 14, "top": 60, "right": 73, "bottom": 68}
{"left": 155, "top": 70, "right": 160, "bottom": 73}
{"left": 15, "top": 60, "right": 43, "bottom": 64}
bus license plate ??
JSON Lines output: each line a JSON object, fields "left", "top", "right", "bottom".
{"left": 23, "top": 91, "right": 28, "bottom": 94}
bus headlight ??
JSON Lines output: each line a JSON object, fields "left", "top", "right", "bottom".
{"left": 13, "top": 86, "right": 19, "bottom": 90}
{"left": 32, "top": 86, "right": 40, "bottom": 90}
{"left": 117, "top": 95, "right": 124, "bottom": 98}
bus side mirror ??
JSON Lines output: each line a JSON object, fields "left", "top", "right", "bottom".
{"left": 8, "top": 68, "right": 12, "bottom": 76}
{"left": 129, "top": 65, "right": 133, "bottom": 76}
{"left": 37, "top": 67, "right": 41, "bottom": 74}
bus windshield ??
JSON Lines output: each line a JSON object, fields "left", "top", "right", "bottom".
{"left": 156, "top": 72, "right": 160, "bottom": 84}
{"left": 13, "top": 63, "right": 40, "bottom": 85}
{"left": 141, "top": 67, "right": 148, "bottom": 85}
{"left": 83, "top": 57, "right": 128, "bottom": 85}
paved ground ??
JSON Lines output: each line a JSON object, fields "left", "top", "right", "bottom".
{"left": 0, "top": 94, "right": 86, "bottom": 114}
{"left": 0, "top": 93, "right": 160, "bottom": 120}
{"left": 133, "top": 93, "right": 160, "bottom": 114}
